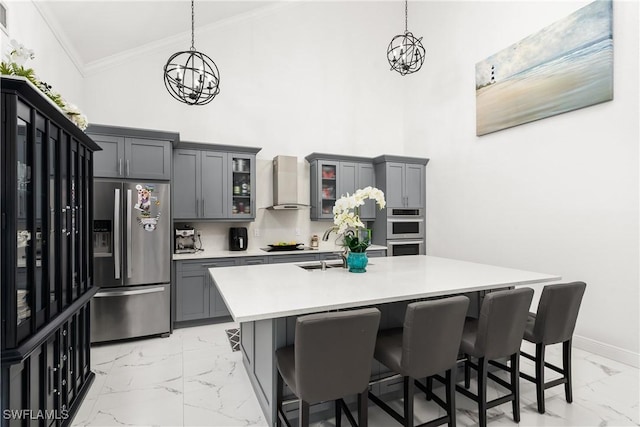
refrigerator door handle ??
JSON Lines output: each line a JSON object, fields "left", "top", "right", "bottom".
{"left": 114, "top": 188, "right": 121, "bottom": 280}
{"left": 94, "top": 286, "right": 167, "bottom": 297}
{"left": 127, "top": 189, "right": 133, "bottom": 278}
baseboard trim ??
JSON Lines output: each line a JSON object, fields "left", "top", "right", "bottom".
{"left": 573, "top": 334, "right": 639, "bottom": 368}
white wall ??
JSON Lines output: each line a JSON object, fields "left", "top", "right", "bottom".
{"left": 402, "top": 0, "right": 639, "bottom": 365}
{"left": 14, "top": 0, "right": 639, "bottom": 365}
{"left": 82, "top": 2, "right": 407, "bottom": 160}
{"left": 3, "top": 1, "right": 84, "bottom": 109}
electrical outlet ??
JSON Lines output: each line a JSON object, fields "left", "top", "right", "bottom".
{"left": 254, "top": 228, "right": 260, "bottom": 237}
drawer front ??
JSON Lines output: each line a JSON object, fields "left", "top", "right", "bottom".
{"left": 269, "top": 254, "right": 319, "bottom": 264}
{"left": 177, "top": 258, "right": 239, "bottom": 272}
{"left": 239, "top": 256, "right": 269, "bottom": 265}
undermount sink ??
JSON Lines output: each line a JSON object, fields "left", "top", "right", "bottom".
{"left": 297, "top": 260, "right": 344, "bottom": 271}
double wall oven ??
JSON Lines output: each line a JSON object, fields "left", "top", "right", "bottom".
{"left": 385, "top": 208, "right": 425, "bottom": 256}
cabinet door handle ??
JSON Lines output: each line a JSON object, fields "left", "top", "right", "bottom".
{"left": 119, "top": 158, "right": 123, "bottom": 176}
{"left": 114, "top": 188, "right": 121, "bottom": 280}
{"left": 127, "top": 189, "right": 133, "bottom": 278}
{"left": 126, "top": 159, "right": 130, "bottom": 176}
{"left": 195, "top": 199, "right": 199, "bottom": 217}
{"left": 202, "top": 199, "right": 205, "bottom": 217}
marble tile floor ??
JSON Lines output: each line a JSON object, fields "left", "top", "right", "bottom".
{"left": 73, "top": 322, "right": 639, "bottom": 427}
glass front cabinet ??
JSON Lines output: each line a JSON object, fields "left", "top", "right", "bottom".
{"left": 1, "top": 77, "right": 101, "bottom": 426}
{"left": 172, "top": 142, "right": 261, "bottom": 221}
{"left": 305, "top": 153, "right": 376, "bottom": 221}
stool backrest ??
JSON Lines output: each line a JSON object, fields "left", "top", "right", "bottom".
{"left": 401, "top": 296, "right": 470, "bottom": 378}
{"left": 294, "top": 307, "right": 381, "bottom": 403}
{"left": 533, "top": 281, "right": 586, "bottom": 345}
{"left": 476, "top": 287, "right": 534, "bottom": 359}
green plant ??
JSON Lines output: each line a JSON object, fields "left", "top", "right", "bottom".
{"left": 343, "top": 229, "right": 370, "bottom": 253}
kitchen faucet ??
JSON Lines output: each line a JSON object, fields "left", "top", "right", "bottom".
{"left": 322, "top": 226, "right": 351, "bottom": 268}
{"left": 321, "top": 226, "right": 338, "bottom": 241}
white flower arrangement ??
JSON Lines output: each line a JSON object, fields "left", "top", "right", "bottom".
{"left": 1, "top": 40, "right": 89, "bottom": 130}
{"left": 332, "top": 186, "right": 386, "bottom": 252}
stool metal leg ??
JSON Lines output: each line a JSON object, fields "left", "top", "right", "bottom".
{"left": 358, "top": 389, "right": 369, "bottom": 427}
{"left": 335, "top": 399, "right": 342, "bottom": 427}
{"left": 426, "top": 376, "right": 433, "bottom": 401}
{"left": 535, "top": 343, "right": 546, "bottom": 414}
{"left": 446, "top": 369, "right": 457, "bottom": 427}
{"left": 563, "top": 339, "right": 573, "bottom": 403}
{"left": 276, "top": 374, "right": 284, "bottom": 427}
{"left": 478, "top": 358, "right": 488, "bottom": 427}
{"left": 511, "top": 352, "right": 521, "bottom": 423}
{"left": 299, "top": 401, "right": 310, "bottom": 427}
{"left": 404, "top": 376, "right": 415, "bottom": 427}
{"left": 464, "top": 359, "right": 471, "bottom": 389}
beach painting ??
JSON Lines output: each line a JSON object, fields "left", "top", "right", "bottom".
{"left": 476, "top": 0, "right": 613, "bottom": 136}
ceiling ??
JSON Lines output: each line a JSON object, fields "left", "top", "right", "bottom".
{"left": 35, "top": 1, "right": 281, "bottom": 70}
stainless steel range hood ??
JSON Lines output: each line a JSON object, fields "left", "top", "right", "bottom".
{"left": 267, "top": 155, "right": 309, "bottom": 210}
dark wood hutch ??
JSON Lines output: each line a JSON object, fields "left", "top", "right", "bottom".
{"left": 1, "top": 77, "right": 101, "bottom": 426}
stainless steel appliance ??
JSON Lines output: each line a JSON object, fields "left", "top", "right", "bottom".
{"left": 266, "top": 155, "right": 309, "bottom": 210}
{"left": 386, "top": 208, "right": 425, "bottom": 239}
{"left": 91, "top": 180, "right": 171, "bottom": 342}
{"left": 229, "top": 227, "right": 248, "bottom": 251}
{"left": 175, "top": 225, "right": 197, "bottom": 253}
{"left": 387, "top": 239, "right": 425, "bottom": 256}
{"left": 373, "top": 207, "right": 426, "bottom": 256}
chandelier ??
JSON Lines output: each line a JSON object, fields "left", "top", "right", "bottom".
{"left": 163, "top": 0, "right": 220, "bottom": 105}
{"left": 387, "top": 0, "right": 425, "bottom": 76}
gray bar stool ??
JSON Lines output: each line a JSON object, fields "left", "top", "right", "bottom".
{"left": 518, "top": 281, "right": 586, "bottom": 413}
{"left": 275, "top": 307, "right": 381, "bottom": 427}
{"left": 368, "top": 296, "right": 470, "bottom": 427}
{"left": 455, "top": 287, "right": 534, "bottom": 427}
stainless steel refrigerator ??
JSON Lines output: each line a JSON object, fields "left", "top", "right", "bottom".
{"left": 91, "top": 180, "right": 171, "bottom": 342}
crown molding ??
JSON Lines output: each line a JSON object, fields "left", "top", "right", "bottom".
{"left": 83, "top": 1, "right": 298, "bottom": 77}
{"left": 31, "top": 0, "right": 86, "bottom": 77}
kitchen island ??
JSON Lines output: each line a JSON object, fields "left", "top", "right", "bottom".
{"left": 209, "top": 255, "right": 561, "bottom": 426}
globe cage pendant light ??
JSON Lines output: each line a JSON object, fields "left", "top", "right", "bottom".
{"left": 387, "top": 0, "right": 425, "bottom": 76}
{"left": 163, "top": 0, "right": 220, "bottom": 105}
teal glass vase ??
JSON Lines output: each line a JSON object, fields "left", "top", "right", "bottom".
{"left": 347, "top": 251, "right": 368, "bottom": 273}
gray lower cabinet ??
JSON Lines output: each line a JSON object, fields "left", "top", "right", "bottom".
{"left": 174, "top": 259, "right": 238, "bottom": 322}
{"left": 86, "top": 125, "right": 177, "bottom": 180}
{"left": 366, "top": 249, "right": 387, "bottom": 258}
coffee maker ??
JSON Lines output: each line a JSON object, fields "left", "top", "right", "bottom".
{"left": 175, "top": 225, "right": 197, "bottom": 253}
{"left": 229, "top": 227, "right": 248, "bottom": 251}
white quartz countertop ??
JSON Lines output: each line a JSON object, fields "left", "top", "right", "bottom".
{"left": 210, "top": 255, "right": 561, "bottom": 322}
{"left": 173, "top": 245, "right": 387, "bottom": 260}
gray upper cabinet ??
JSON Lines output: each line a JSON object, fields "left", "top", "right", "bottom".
{"left": 173, "top": 149, "right": 201, "bottom": 218}
{"left": 125, "top": 138, "right": 172, "bottom": 180}
{"left": 306, "top": 153, "right": 376, "bottom": 221}
{"left": 201, "top": 151, "right": 227, "bottom": 219}
{"left": 373, "top": 156, "right": 429, "bottom": 209}
{"left": 86, "top": 124, "right": 177, "bottom": 180}
{"left": 173, "top": 142, "right": 261, "bottom": 221}
{"left": 91, "top": 134, "right": 124, "bottom": 177}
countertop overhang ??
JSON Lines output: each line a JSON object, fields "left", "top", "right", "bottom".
{"left": 209, "top": 255, "right": 561, "bottom": 322}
